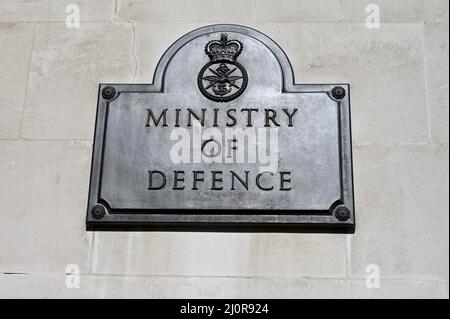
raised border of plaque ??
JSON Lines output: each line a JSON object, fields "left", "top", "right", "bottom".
{"left": 86, "top": 24, "right": 355, "bottom": 231}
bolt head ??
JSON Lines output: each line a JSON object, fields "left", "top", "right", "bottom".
{"left": 102, "top": 86, "right": 116, "bottom": 100}
{"left": 334, "top": 206, "right": 351, "bottom": 222}
{"left": 91, "top": 205, "right": 106, "bottom": 219}
{"left": 332, "top": 86, "right": 346, "bottom": 100}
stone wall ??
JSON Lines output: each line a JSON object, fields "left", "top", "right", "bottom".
{"left": 0, "top": 0, "right": 448, "bottom": 298}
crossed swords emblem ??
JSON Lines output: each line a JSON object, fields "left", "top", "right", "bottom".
{"left": 201, "top": 63, "right": 244, "bottom": 96}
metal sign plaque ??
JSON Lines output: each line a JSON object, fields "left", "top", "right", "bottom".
{"left": 87, "top": 25, "right": 355, "bottom": 229}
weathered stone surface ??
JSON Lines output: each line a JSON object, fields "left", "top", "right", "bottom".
{"left": 0, "top": 0, "right": 114, "bottom": 22}
{"left": 339, "top": 0, "right": 449, "bottom": 23}
{"left": 253, "top": 23, "right": 429, "bottom": 145}
{"left": 89, "top": 232, "right": 347, "bottom": 278}
{"left": 351, "top": 144, "right": 449, "bottom": 280}
{"left": 0, "top": 274, "right": 83, "bottom": 299}
{"left": 438, "top": 281, "right": 449, "bottom": 298}
{"left": 423, "top": 1, "right": 450, "bottom": 23}
{"left": 21, "top": 23, "right": 135, "bottom": 140}
{"left": 116, "top": 0, "right": 257, "bottom": 22}
{"left": 0, "top": 24, "right": 34, "bottom": 139}
{"left": 350, "top": 279, "right": 441, "bottom": 299}
{"left": 132, "top": 22, "right": 206, "bottom": 83}
{"left": 116, "top": 0, "right": 449, "bottom": 23}
{"left": 424, "top": 23, "right": 449, "bottom": 144}
{"left": 0, "top": 141, "right": 91, "bottom": 274}
{"left": 2, "top": 275, "right": 445, "bottom": 298}
{"left": 0, "top": 274, "right": 350, "bottom": 298}
{"left": 84, "top": 276, "right": 351, "bottom": 298}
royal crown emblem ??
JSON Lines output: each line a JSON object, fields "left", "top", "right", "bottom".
{"left": 198, "top": 33, "right": 248, "bottom": 102}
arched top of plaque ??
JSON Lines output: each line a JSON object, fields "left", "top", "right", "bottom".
{"left": 148, "top": 24, "right": 331, "bottom": 98}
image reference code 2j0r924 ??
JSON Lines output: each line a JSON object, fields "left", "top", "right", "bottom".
{"left": 179, "top": 303, "right": 270, "bottom": 317}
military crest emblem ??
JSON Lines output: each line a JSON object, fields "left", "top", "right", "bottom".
{"left": 197, "top": 33, "right": 248, "bottom": 102}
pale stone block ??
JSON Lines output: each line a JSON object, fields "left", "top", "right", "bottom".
{"left": 254, "top": 23, "right": 429, "bottom": 144}
{"left": 438, "top": 281, "right": 449, "bottom": 298}
{"left": 439, "top": 280, "right": 449, "bottom": 299}
{"left": 116, "top": 0, "right": 257, "bottom": 22}
{"left": 351, "top": 144, "right": 449, "bottom": 280}
{"left": 21, "top": 23, "right": 135, "bottom": 140}
{"left": 244, "top": 277, "right": 350, "bottom": 299}
{"left": 341, "top": 0, "right": 449, "bottom": 23}
{"left": 0, "top": 0, "right": 114, "bottom": 22}
{"left": 350, "top": 279, "right": 440, "bottom": 299}
{"left": 255, "top": 0, "right": 345, "bottom": 22}
{"left": 3, "top": 275, "right": 446, "bottom": 299}
{"left": 424, "top": 23, "right": 449, "bottom": 144}
{"left": 0, "top": 274, "right": 350, "bottom": 298}
{"left": 116, "top": 0, "right": 448, "bottom": 23}
{"left": 0, "top": 141, "right": 92, "bottom": 274}
{"left": 89, "top": 232, "right": 347, "bottom": 278}
{"left": 0, "top": 274, "right": 84, "bottom": 299}
{"left": 82, "top": 275, "right": 350, "bottom": 298}
{"left": 424, "top": 1, "right": 450, "bottom": 23}
{"left": 132, "top": 22, "right": 208, "bottom": 83}
{"left": 255, "top": 0, "right": 448, "bottom": 23}
{"left": 0, "top": 24, "right": 34, "bottom": 139}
